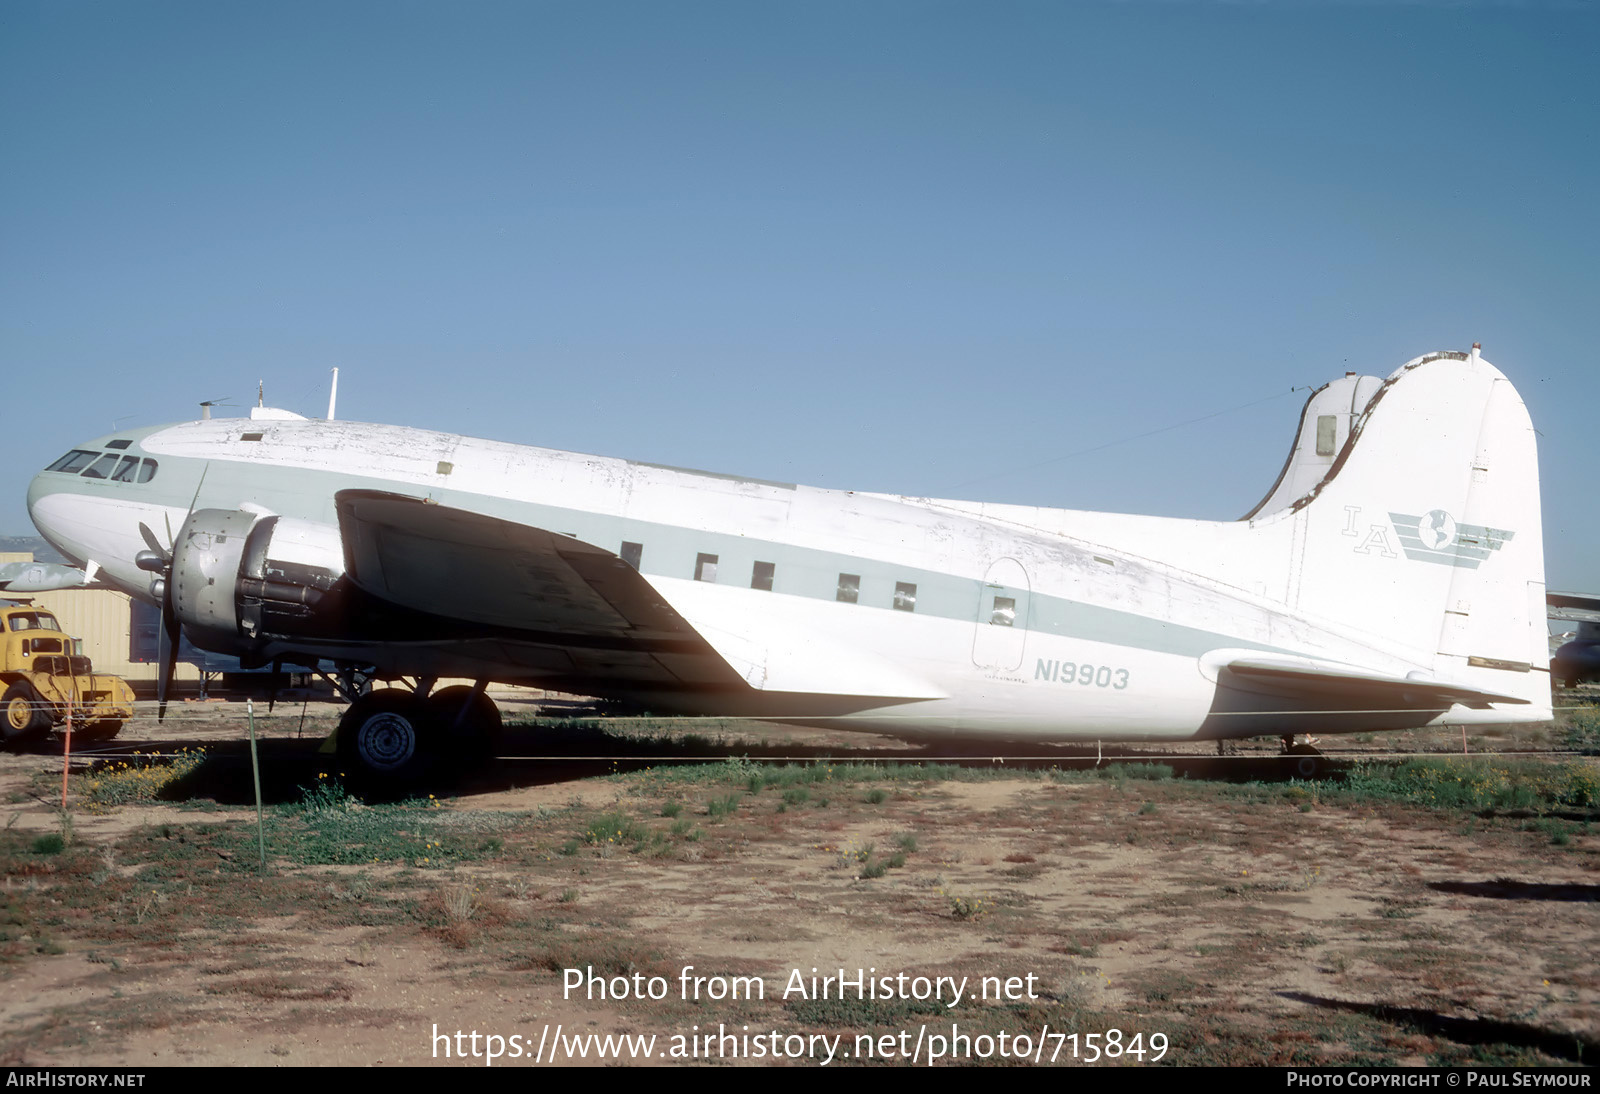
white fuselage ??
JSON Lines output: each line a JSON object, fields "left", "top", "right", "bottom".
{"left": 27, "top": 355, "right": 1552, "bottom": 743}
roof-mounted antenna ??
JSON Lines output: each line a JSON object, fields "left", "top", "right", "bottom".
{"left": 327, "top": 367, "right": 339, "bottom": 421}
{"left": 257, "top": 380, "right": 264, "bottom": 408}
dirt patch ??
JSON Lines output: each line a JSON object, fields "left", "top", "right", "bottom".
{"left": 2, "top": 708, "right": 1598, "bottom": 1067}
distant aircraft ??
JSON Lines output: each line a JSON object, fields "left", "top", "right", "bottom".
{"left": 0, "top": 559, "right": 96, "bottom": 594}
{"left": 23, "top": 347, "right": 1552, "bottom": 785}
{"left": 1548, "top": 592, "right": 1600, "bottom": 689}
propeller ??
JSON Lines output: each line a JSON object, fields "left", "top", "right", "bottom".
{"left": 136, "top": 465, "right": 210, "bottom": 721}
{"left": 135, "top": 522, "right": 181, "bottom": 720}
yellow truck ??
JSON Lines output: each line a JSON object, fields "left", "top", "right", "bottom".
{"left": 1, "top": 603, "right": 135, "bottom": 744}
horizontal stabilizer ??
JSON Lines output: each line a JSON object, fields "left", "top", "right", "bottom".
{"left": 1548, "top": 591, "right": 1600, "bottom": 625}
{"left": 1203, "top": 650, "right": 1530, "bottom": 709}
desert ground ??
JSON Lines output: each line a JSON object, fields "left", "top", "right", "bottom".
{"left": 1, "top": 691, "right": 1597, "bottom": 1067}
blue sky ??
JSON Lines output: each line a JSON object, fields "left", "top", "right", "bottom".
{"left": 3, "top": 1, "right": 1596, "bottom": 589}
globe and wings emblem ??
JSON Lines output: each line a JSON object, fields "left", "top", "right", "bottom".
{"left": 1389, "top": 510, "right": 1514, "bottom": 568}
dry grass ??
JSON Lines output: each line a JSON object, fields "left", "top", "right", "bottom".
{"left": 1, "top": 725, "right": 1597, "bottom": 1066}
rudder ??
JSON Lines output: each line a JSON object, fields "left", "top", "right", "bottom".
{"left": 1288, "top": 349, "right": 1549, "bottom": 714}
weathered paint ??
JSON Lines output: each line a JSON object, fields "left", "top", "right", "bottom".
{"left": 24, "top": 350, "right": 1552, "bottom": 743}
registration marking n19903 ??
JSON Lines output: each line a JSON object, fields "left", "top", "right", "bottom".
{"left": 1034, "top": 660, "right": 1129, "bottom": 689}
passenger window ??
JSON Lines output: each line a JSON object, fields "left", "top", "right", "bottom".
{"left": 620, "top": 542, "right": 643, "bottom": 571}
{"left": 694, "top": 553, "right": 718, "bottom": 582}
{"left": 991, "top": 596, "right": 1016, "bottom": 626}
{"left": 111, "top": 456, "right": 140, "bottom": 482}
{"left": 80, "top": 454, "right": 120, "bottom": 479}
{"left": 751, "top": 561, "right": 775, "bottom": 591}
{"left": 894, "top": 582, "right": 917, "bottom": 612}
{"left": 836, "top": 573, "right": 860, "bottom": 604}
{"left": 137, "top": 459, "right": 158, "bottom": 483}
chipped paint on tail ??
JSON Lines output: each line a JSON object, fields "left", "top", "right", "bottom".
{"left": 1289, "top": 349, "right": 1550, "bottom": 714}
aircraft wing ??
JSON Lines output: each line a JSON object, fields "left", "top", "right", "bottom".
{"left": 334, "top": 490, "right": 943, "bottom": 699}
{"left": 337, "top": 490, "right": 692, "bottom": 642}
{"left": 0, "top": 561, "right": 94, "bottom": 592}
{"left": 1208, "top": 650, "right": 1531, "bottom": 708}
{"left": 1548, "top": 591, "right": 1600, "bottom": 625}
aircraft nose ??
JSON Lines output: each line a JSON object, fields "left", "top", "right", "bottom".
{"left": 26, "top": 469, "right": 57, "bottom": 539}
{"left": 26, "top": 464, "right": 101, "bottom": 567}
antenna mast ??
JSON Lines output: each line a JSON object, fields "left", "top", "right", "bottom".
{"left": 327, "top": 367, "right": 339, "bottom": 420}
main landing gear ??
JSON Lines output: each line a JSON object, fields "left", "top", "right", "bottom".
{"left": 335, "top": 680, "right": 501, "bottom": 793}
{"left": 1281, "top": 734, "right": 1325, "bottom": 778}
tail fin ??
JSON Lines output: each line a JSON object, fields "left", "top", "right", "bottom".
{"left": 1288, "top": 348, "right": 1549, "bottom": 714}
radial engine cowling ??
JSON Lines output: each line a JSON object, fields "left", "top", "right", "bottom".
{"left": 170, "top": 509, "right": 346, "bottom": 647}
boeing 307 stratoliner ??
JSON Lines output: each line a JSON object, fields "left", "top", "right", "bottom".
{"left": 23, "top": 347, "right": 1550, "bottom": 785}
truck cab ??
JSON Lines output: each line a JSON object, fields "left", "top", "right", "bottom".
{"left": 1, "top": 603, "right": 135, "bottom": 743}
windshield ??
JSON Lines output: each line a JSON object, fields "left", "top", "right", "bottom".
{"left": 5, "top": 612, "right": 62, "bottom": 632}
{"left": 43, "top": 449, "right": 158, "bottom": 483}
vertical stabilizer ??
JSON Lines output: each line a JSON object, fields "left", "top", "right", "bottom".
{"left": 1288, "top": 349, "right": 1549, "bottom": 712}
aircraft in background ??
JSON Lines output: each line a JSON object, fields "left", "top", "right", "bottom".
{"left": 1549, "top": 592, "right": 1600, "bottom": 689}
{"left": 23, "top": 347, "right": 1552, "bottom": 786}
{"left": 0, "top": 559, "right": 97, "bottom": 593}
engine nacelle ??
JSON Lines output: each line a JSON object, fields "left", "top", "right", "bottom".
{"left": 170, "top": 509, "right": 346, "bottom": 647}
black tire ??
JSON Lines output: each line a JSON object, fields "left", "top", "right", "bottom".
{"left": 1284, "top": 742, "right": 1323, "bottom": 778}
{"left": 2, "top": 682, "right": 52, "bottom": 744}
{"left": 336, "top": 689, "right": 436, "bottom": 792}
{"left": 77, "top": 720, "right": 123, "bottom": 742}
{"left": 427, "top": 686, "right": 502, "bottom": 766}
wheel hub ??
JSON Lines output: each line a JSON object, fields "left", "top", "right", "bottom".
{"left": 356, "top": 712, "right": 418, "bottom": 771}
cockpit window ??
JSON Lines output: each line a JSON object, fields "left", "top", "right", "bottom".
{"left": 79, "top": 453, "right": 121, "bottom": 479}
{"left": 46, "top": 450, "right": 98, "bottom": 473}
{"left": 42, "top": 449, "right": 157, "bottom": 484}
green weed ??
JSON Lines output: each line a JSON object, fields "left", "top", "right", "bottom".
{"left": 79, "top": 749, "right": 208, "bottom": 808}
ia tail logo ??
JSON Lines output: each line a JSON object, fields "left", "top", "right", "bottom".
{"left": 1389, "top": 510, "right": 1514, "bottom": 569}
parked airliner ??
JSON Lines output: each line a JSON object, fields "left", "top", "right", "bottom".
{"left": 24, "top": 347, "right": 1551, "bottom": 785}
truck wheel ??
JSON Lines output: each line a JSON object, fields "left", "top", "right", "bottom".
{"left": 78, "top": 721, "right": 124, "bottom": 742}
{"left": 336, "top": 689, "right": 436, "bottom": 794}
{"left": 2, "top": 682, "right": 52, "bottom": 743}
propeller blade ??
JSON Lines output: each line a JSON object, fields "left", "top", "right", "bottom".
{"left": 157, "top": 582, "right": 179, "bottom": 721}
{"left": 138, "top": 522, "right": 171, "bottom": 562}
{"left": 156, "top": 463, "right": 210, "bottom": 723}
